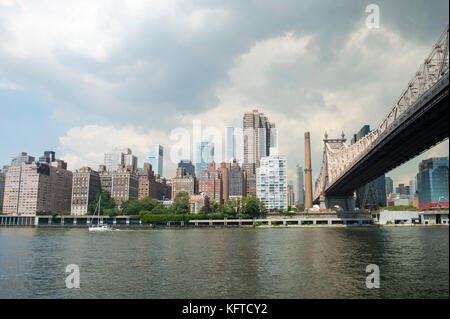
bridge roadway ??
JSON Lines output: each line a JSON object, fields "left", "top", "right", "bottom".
{"left": 321, "top": 72, "right": 449, "bottom": 200}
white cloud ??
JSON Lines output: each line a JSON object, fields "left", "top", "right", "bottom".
{"left": 0, "top": 79, "right": 21, "bottom": 90}
{"left": 59, "top": 125, "right": 175, "bottom": 175}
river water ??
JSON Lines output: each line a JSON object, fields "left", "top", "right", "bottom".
{"left": 0, "top": 226, "right": 448, "bottom": 298}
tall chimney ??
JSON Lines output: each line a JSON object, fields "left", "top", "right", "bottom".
{"left": 304, "top": 132, "right": 313, "bottom": 209}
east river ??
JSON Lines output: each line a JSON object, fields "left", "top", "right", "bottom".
{"left": 0, "top": 226, "right": 448, "bottom": 298}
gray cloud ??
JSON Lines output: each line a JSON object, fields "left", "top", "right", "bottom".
{"left": 0, "top": 0, "right": 448, "bottom": 185}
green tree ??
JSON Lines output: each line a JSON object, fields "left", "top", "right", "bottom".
{"left": 88, "top": 192, "right": 115, "bottom": 215}
{"left": 172, "top": 192, "right": 190, "bottom": 214}
{"left": 241, "top": 197, "right": 266, "bottom": 217}
{"left": 209, "top": 200, "right": 219, "bottom": 213}
{"left": 141, "top": 197, "right": 160, "bottom": 211}
{"left": 103, "top": 208, "right": 121, "bottom": 216}
{"left": 151, "top": 203, "right": 168, "bottom": 214}
{"left": 295, "top": 203, "right": 305, "bottom": 212}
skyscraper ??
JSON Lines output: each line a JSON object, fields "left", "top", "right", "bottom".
{"left": 417, "top": 157, "right": 449, "bottom": 210}
{"left": 146, "top": 144, "right": 163, "bottom": 177}
{"left": 225, "top": 127, "right": 235, "bottom": 162}
{"left": 195, "top": 141, "right": 214, "bottom": 177}
{"left": 256, "top": 155, "right": 287, "bottom": 211}
{"left": 104, "top": 148, "right": 135, "bottom": 172}
{"left": 243, "top": 109, "right": 276, "bottom": 174}
{"left": 296, "top": 164, "right": 305, "bottom": 204}
{"left": 385, "top": 176, "right": 394, "bottom": 195}
{"left": 409, "top": 179, "right": 417, "bottom": 202}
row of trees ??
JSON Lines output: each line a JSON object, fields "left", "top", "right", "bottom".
{"left": 87, "top": 191, "right": 191, "bottom": 216}
{"left": 87, "top": 191, "right": 268, "bottom": 219}
{"left": 209, "top": 197, "right": 266, "bottom": 217}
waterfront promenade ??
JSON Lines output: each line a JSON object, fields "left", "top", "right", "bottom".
{"left": 0, "top": 212, "right": 373, "bottom": 228}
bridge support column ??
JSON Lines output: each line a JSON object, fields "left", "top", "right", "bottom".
{"left": 319, "top": 195, "right": 327, "bottom": 210}
{"left": 325, "top": 194, "right": 355, "bottom": 211}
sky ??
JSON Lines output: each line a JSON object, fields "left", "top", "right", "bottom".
{"left": 0, "top": 0, "right": 448, "bottom": 195}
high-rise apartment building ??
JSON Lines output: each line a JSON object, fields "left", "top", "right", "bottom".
{"left": 137, "top": 163, "right": 171, "bottom": 200}
{"left": 71, "top": 167, "right": 101, "bottom": 215}
{"left": 245, "top": 173, "right": 256, "bottom": 197}
{"left": 195, "top": 141, "right": 214, "bottom": 177}
{"left": 11, "top": 152, "right": 35, "bottom": 167}
{"left": 104, "top": 148, "right": 135, "bottom": 172}
{"left": 154, "top": 175, "right": 171, "bottom": 200}
{"left": 296, "top": 164, "right": 305, "bottom": 204}
{"left": 110, "top": 167, "right": 139, "bottom": 207}
{"left": 124, "top": 153, "right": 138, "bottom": 171}
{"left": 171, "top": 167, "right": 196, "bottom": 199}
{"left": 0, "top": 169, "right": 5, "bottom": 210}
{"left": 3, "top": 154, "right": 72, "bottom": 215}
{"left": 229, "top": 159, "right": 245, "bottom": 198}
{"left": 243, "top": 109, "right": 276, "bottom": 174}
{"left": 177, "top": 160, "right": 195, "bottom": 176}
{"left": 198, "top": 162, "right": 223, "bottom": 204}
{"left": 146, "top": 144, "right": 164, "bottom": 177}
{"left": 217, "top": 162, "right": 230, "bottom": 203}
{"left": 256, "top": 155, "right": 287, "bottom": 211}
{"left": 138, "top": 163, "right": 155, "bottom": 200}
{"left": 417, "top": 157, "right": 449, "bottom": 210}
{"left": 48, "top": 160, "right": 73, "bottom": 212}
{"left": 98, "top": 165, "right": 112, "bottom": 194}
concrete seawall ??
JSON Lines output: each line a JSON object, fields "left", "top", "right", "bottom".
{"left": 0, "top": 212, "right": 375, "bottom": 228}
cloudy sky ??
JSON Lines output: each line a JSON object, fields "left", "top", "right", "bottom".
{"left": 0, "top": 0, "right": 448, "bottom": 193}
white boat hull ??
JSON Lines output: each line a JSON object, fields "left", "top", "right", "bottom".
{"left": 89, "top": 225, "right": 112, "bottom": 232}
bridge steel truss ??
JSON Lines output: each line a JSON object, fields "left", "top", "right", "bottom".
{"left": 314, "top": 25, "right": 449, "bottom": 204}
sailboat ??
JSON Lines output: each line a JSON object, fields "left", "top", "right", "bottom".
{"left": 88, "top": 195, "right": 112, "bottom": 232}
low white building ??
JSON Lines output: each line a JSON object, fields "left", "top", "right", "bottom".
{"left": 378, "top": 210, "right": 419, "bottom": 224}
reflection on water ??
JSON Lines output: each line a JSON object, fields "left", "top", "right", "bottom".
{"left": 0, "top": 227, "right": 448, "bottom": 298}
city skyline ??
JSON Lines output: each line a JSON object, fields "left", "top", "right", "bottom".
{"left": 0, "top": 1, "right": 448, "bottom": 188}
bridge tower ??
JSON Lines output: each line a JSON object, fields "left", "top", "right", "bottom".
{"left": 316, "top": 132, "right": 356, "bottom": 211}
